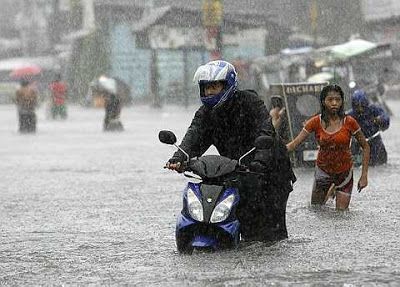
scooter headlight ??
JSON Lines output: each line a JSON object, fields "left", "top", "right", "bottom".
{"left": 210, "top": 194, "right": 235, "bottom": 223}
{"left": 187, "top": 189, "right": 203, "bottom": 222}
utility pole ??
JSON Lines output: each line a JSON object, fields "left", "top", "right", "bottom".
{"left": 310, "top": 0, "right": 318, "bottom": 47}
{"left": 82, "top": 0, "right": 95, "bottom": 32}
{"left": 49, "top": 0, "right": 61, "bottom": 53}
{"left": 183, "top": 47, "right": 189, "bottom": 108}
{"left": 150, "top": 48, "right": 161, "bottom": 108}
{"left": 145, "top": 0, "right": 161, "bottom": 108}
{"left": 202, "top": 0, "right": 223, "bottom": 60}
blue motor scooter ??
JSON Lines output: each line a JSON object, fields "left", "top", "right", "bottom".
{"left": 159, "top": 130, "right": 271, "bottom": 254}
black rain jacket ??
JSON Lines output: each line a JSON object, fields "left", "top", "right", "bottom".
{"left": 170, "top": 89, "right": 296, "bottom": 187}
{"left": 169, "top": 89, "right": 296, "bottom": 241}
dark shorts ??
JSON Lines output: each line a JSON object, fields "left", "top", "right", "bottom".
{"left": 313, "top": 166, "right": 354, "bottom": 196}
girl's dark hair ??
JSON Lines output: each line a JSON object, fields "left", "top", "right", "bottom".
{"left": 320, "top": 84, "right": 345, "bottom": 126}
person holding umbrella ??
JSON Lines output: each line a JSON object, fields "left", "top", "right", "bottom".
{"left": 97, "top": 76, "right": 124, "bottom": 132}
{"left": 15, "top": 78, "right": 38, "bottom": 133}
{"left": 10, "top": 65, "right": 41, "bottom": 133}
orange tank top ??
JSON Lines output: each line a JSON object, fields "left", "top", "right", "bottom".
{"left": 304, "top": 115, "right": 360, "bottom": 174}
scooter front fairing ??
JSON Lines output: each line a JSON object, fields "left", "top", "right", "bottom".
{"left": 176, "top": 182, "right": 240, "bottom": 251}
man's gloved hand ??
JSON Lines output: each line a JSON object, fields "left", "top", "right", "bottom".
{"left": 165, "top": 156, "right": 185, "bottom": 173}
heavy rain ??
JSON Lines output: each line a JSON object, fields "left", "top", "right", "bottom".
{"left": 0, "top": 0, "right": 399, "bottom": 285}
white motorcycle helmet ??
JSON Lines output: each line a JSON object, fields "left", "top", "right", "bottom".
{"left": 193, "top": 60, "right": 238, "bottom": 108}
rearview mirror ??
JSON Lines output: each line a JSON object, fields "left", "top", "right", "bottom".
{"left": 254, "top": 136, "right": 274, "bottom": 150}
{"left": 158, "top": 130, "right": 177, "bottom": 145}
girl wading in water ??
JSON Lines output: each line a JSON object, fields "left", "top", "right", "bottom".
{"left": 286, "top": 85, "right": 370, "bottom": 210}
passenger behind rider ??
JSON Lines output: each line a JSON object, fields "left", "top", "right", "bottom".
{"left": 166, "top": 60, "right": 296, "bottom": 242}
{"left": 285, "top": 85, "right": 370, "bottom": 210}
{"left": 269, "top": 95, "right": 290, "bottom": 144}
{"left": 348, "top": 89, "right": 390, "bottom": 166}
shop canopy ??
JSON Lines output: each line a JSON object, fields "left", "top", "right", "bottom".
{"left": 313, "top": 39, "right": 379, "bottom": 67}
{"left": 330, "top": 39, "right": 377, "bottom": 60}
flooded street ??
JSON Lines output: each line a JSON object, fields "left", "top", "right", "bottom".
{"left": 1, "top": 101, "right": 399, "bottom": 286}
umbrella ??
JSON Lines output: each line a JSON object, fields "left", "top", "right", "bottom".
{"left": 90, "top": 75, "right": 132, "bottom": 105}
{"left": 113, "top": 77, "right": 131, "bottom": 105}
{"left": 10, "top": 64, "right": 42, "bottom": 79}
{"left": 97, "top": 75, "right": 117, "bottom": 94}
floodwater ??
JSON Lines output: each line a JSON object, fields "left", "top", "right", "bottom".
{"left": 0, "top": 100, "right": 399, "bottom": 286}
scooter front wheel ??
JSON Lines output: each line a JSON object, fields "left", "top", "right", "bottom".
{"left": 176, "top": 233, "right": 194, "bottom": 254}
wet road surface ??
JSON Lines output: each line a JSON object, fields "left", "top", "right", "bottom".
{"left": 1, "top": 101, "right": 399, "bottom": 285}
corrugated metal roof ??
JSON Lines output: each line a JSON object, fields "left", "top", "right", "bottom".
{"left": 155, "top": 0, "right": 277, "bottom": 16}
{"left": 131, "top": 6, "right": 171, "bottom": 32}
{"left": 96, "top": 0, "right": 287, "bottom": 32}
{"left": 96, "top": 0, "right": 278, "bottom": 19}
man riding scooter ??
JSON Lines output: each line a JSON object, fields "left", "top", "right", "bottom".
{"left": 165, "top": 60, "right": 296, "bottom": 242}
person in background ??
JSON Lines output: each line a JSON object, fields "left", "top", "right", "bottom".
{"left": 49, "top": 73, "right": 67, "bottom": 119}
{"left": 98, "top": 76, "right": 124, "bottom": 132}
{"left": 348, "top": 89, "right": 390, "bottom": 166}
{"left": 15, "top": 79, "right": 38, "bottom": 133}
{"left": 269, "top": 95, "right": 290, "bottom": 143}
{"left": 285, "top": 85, "right": 370, "bottom": 210}
{"left": 166, "top": 60, "right": 296, "bottom": 242}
